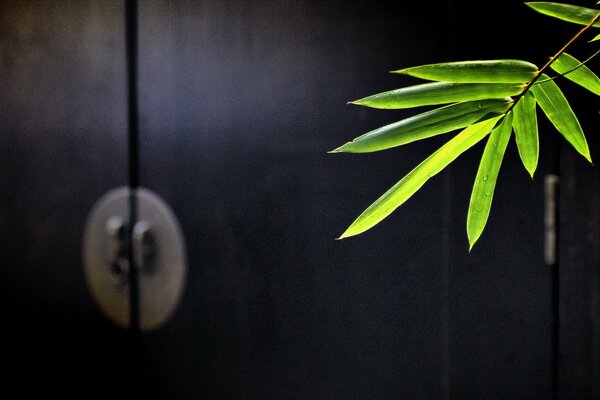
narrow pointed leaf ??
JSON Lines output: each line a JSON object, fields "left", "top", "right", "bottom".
{"left": 338, "top": 117, "right": 501, "bottom": 239}
{"left": 351, "top": 82, "right": 524, "bottom": 109}
{"left": 550, "top": 52, "right": 600, "bottom": 96}
{"left": 332, "top": 99, "right": 512, "bottom": 153}
{"left": 512, "top": 92, "right": 539, "bottom": 177}
{"left": 467, "top": 113, "right": 513, "bottom": 250}
{"left": 591, "top": 32, "right": 600, "bottom": 41}
{"left": 393, "top": 60, "right": 538, "bottom": 83}
{"left": 531, "top": 75, "right": 592, "bottom": 162}
{"left": 526, "top": 2, "right": 600, "bottom": 27}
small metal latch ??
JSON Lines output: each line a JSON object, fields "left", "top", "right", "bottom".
{"left": 544, "top": 175, "right": 560, "bottom": 266}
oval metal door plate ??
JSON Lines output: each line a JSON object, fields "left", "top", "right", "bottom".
{"left": 83, "top": 186, "right": 187, "bottom": 331}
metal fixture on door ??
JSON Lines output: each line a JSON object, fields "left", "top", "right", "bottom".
{"left": 544, "top": 174, "right": 560, "bottom": 266}
{"left": 82, "top": 186, "right": 187, "bottom": 331}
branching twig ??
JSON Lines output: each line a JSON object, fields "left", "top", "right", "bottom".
{"left": 508, "top": 10, "right": 600, "bottom": 112}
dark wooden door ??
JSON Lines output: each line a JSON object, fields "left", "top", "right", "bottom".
{"left": 133, "top": 1, "right": 558, "bottom": 399}
{"left": 0, "top": 1, "right": 134, "bottom": 399}
{"left": 134, "top": 2, "right": 451, "bottom": 398}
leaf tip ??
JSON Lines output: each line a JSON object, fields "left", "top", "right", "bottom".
{"left": 329, "top": 142, "right": 351, "bottom": 153}
{"left": 336, "top": 229, "right": 354, "bottom": 240}
{"left": 467, "top": 230, "right": 480, "bottom": 253}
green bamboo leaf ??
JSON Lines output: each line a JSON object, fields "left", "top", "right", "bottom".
{"left": 467, "top": 113, "right": 513, "bottom": 250}
{"left": 531, "top": 74, "right": 592, "bottom": 162}
{"left": 338, "top": 117, "right": 502, "bottom": 239}
{"left": 331, "top": 98, "right": 512, "bottom": 153}
{"left": 350, "top": 82, "right": 524, "bottom": 109}
{"left": 591, "top": 32, "right": 600, "bottom": 41}
{"left": 550, "top": 52, "right": 600, "bottom": 96}
{"left": 526, "top": 2, "right": 600, "bottom": 27}
{"left": 393, "top": 60, "right": 538, "bottom": 83}
{"left": 512, "top": 92, "right": 539, "bottom": 178}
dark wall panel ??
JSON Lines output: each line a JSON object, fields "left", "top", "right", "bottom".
{"left": 0, "top": 2, "right": 131, "bottom": 399}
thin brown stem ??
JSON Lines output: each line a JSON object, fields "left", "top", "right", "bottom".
{"left": 536, "top": 47, "right": 600, "bottom": 84}
{"left": 507, "top": 11, "right": 600, "bottom": 113}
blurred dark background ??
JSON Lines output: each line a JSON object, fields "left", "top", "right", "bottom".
{"left": 1, "top": 0, "right": 599, "bottom": 399}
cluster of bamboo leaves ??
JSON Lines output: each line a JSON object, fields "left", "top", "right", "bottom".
{"left": 332, "top": 1, "right": 600, "bottom": 250}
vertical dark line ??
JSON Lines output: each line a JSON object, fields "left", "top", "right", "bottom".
{"left": 125, "top": 0, "right": 140, "bottom": 331}
{"left": 125, "top": 0, "right": 141, "bottom": 384}
{"left": 126, "top": 1, "right": 140, "bottom": 192}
